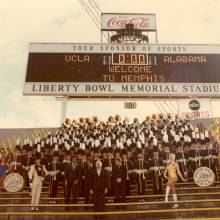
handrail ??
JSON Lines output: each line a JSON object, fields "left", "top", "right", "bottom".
{"left": 1, "top": 191, "right": 220, "bottom": 200}
{"left": 0, "top": 187, "right": 218, "bottom": 196}
{"left": 0, "top": 198, "right": 220, "bottom": 207}
{"left": 1, "top": 207, "right": 220, "bottom": 216}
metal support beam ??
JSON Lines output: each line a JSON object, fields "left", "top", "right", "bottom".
{"left": 61, "top": 96, "right": 68, "bottom": 124}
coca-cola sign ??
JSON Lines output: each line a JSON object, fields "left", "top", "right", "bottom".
{"left": 101, "top": 13, "right": 157, "bottom": 31}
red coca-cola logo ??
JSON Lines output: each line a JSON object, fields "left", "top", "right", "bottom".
{"left": 107, "top": 17, "right": 150, "bottom": 29}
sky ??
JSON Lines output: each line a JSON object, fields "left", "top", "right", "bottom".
{"left": 0, "top": 0, "right": 220, "bottom": 128}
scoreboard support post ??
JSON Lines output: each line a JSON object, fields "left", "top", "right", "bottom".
{"left": 60, "top": 96, "right": 68, "bottom": 124}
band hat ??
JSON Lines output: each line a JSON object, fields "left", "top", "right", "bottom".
{"left": 16, "top": 139, "right": 20, "bottom": 145}
{"left": 200, "top": 133, "right": 205, "bottom": 140}
{"left": 205, "top": 130, "right": 209, "bottom": 138}
{"left": 41, "top": 141, "right": 44, "bottom": 147}
{"left": 54, "top": 144, "right": 59, "bottom": 151}
{"left": 153, "top": 137, "right": 158, "bottom": 146}
{"left": 80, "top": 142, "right": 86, "bottom": 150}
{"left": 37, "top": 144, "right": 41, "bottom": 153}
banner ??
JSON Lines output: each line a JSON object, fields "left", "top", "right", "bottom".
{"left": 178, "top": 98, "right": 212, "bottom": 119}
{"left": 101, "top": 13, "right": 157, "bottom": 31}
{"left": 23, "top": 83, "right": 220, "bottom": 97}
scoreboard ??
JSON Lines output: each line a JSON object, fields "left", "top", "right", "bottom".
{"left": 24, "top": 43, "right": 220, "bottom": 98}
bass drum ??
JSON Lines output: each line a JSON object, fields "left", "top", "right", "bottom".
{"left": 4, "top": 173, "right": 24, "bottom": 192}
{"left": 193, "top": 167, "right": 215, "bottom": 187}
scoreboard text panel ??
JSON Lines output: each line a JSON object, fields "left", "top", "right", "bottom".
{"left": 24, "top": 43, "right": 220, "bottom": 97}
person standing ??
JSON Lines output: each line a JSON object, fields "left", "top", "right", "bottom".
{"left": 175, "top": 143, "right": 188, "bottom": 181}
{"left": 134, "top": 150, "right": 148, "bottom": 196}
{"left": 28, "top": 153, "right": 49, "bottom": 211}
{"left": 112, "top": 158, "right": 127, "bottom": 203}
{"left": 164, "top": 154, "right": 186, "bottom": 209}
{"left": 121, "top": 150, "right": 133, "bottom": 196}
{"left": 149, "top": 150, "right": 164, "bottom": 195}
{"left": 0, "top": 156, "right": 9, "bottom": 191}
{"left": 64, "top": 155, "right": 80, "bottom": 210}
{"left": 188, "top": 140, "right": 201, "bottom": 178}
{"left": 103, "top": 148, "right": 114, "bottom": 197}
{"left": 48, "top": 153, "right": 62, "bottom": 203}
{"left": 90, "top": 160, "right": 108, "bottom": 212}
{"left": 83, "top": 157, "right": 94, "bottom": 206}
{"left": 201, "top": 138, "right": 219, "bottom": 178}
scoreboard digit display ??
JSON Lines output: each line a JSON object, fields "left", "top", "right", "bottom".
{"left": 112, "top": 54, "right": 148, "bottom": 65}
{"left": 23, "top": 43, "right": 220, "bottom": 98}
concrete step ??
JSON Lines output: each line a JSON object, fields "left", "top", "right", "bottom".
{"left": 1, "top": 207, "right": 220, "bottom": 220}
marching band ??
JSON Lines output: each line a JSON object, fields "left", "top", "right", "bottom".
{"left": 0, "top": 114, "right": 219, "bottom": 212}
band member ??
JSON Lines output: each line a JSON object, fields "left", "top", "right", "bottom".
{"left": 29, "top": 153, "right": 49, "bottom": 211}
{"left": 188, "top": 140, "right": 201, "bottom": 178}
{"left": 201, "top": 138, "right": 218, "bottom": 177}
{"left": 48, "top": 153, "right": 62, "bottom": 203}
{"left": 103, "top": 148, "right": 114, "bottom": 196}
{"left": 79, "top": 151, "right": 87, "bottom": 197}
{"left": 83, "top": 157, "right": 94, "bottom": 206}
{"left": 22, "top": 147, "right": 34, "bottom": 188}
{"left": 93, "top": 148, "right": 100, "bottom": 165}
{"left": 149, "top": 149, "right": 164, "bottom": 195}
{"left": 64, "top": 155, "right": 80, "bottom": 210}
{"left": 161, "top": 145, "right": 170, "bottom": 166}
{"left": 90, "top": 160, "right": 108, "bottom": 212}
{"left": 164, "top": 154, "right": 186, "bottom": 209}
{"left": 112, "top": 158, "right": 127, "bottom": 202}
{"left": 121, "top": 150, "right": 133, "bottom": 196}
{"left": 175, "top": 143, "right": 188, "bottom": 180}
{"left": 11, "top": 146, "right": 23, "bottom": 174}
{"left": 0, "top": 156, "right": 9, "bottom": 190}
{"left": 134, "top": 149, "right": 148, "bottom": 195}
{"left": 63, "top": 152, "right": 72, "bottom": 198}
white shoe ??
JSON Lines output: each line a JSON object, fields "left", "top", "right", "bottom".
{"left": 31, "top": 207, "right": 35, "bottom": 211}
{"left": 173, "top": 203, "right": 179, "bottom": 209}
{"left": 35, "top": 207, "right": 39, "bottom": 211}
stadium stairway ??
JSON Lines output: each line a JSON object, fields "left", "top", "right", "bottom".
{"left": 1, "top": 176, "right": 220, "bottom": 220}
